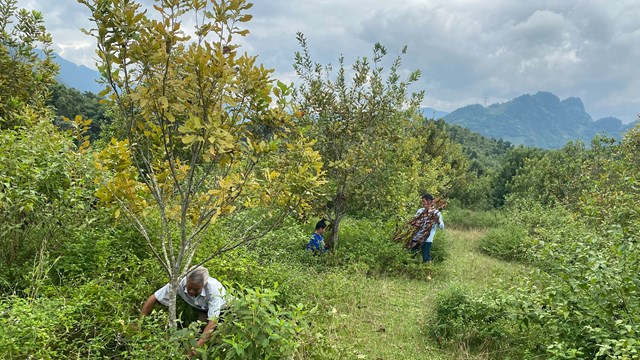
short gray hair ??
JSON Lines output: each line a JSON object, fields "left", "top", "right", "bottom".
{"left": 186, "top": 266, "right": 209, "bottom": 286}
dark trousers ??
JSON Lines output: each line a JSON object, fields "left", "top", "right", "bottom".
{"left": 410, "top": 241, "right": 432, "bottom": 262}
{"left": 421, "top": 242, "right": 432, "bottom": 263}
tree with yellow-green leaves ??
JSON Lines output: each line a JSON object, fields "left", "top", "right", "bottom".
{"left": 80, "top": 0, "right": 324, "bottom": 326}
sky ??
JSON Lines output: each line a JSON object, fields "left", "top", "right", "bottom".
{"left": 14, "top": 0, "right": 640, "bottom": 123}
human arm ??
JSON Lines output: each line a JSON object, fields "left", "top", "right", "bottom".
{"left": 189, "top": 283, "right": 226, "bottom": 354}
{"left": 197, "top": 319, "right": 218, "bottom": 347}
{"left": 140, "top": 294, "right": 158, "bottom": 316}
{"left": 187, "top": 319, "right": 218, "bottom": 358}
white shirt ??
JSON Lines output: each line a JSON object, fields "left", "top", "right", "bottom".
{"left": 414, "top": 207, "right": 445, "bottom": 243}
{"left": 154, "top": 277, "right": 227, "bottom": 319}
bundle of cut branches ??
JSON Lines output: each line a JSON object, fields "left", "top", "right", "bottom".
{"left": 392, "top": 198, "right": 447, "bottom": 249}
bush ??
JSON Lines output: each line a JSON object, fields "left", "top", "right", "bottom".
{"left": 471, "top": 199, "right": 640, "bottom": 359}
{"left": 478, "top": 224, "right": 530, "bottom": 262}
{"left": 514, "top": 232, "right": 640, "bottom": 360}
{"left": 0, "top": 276, "right": 187, "bottom": 359}
{"left": 332, "top": 217, "right": 432, "bottom": 277}
{"left": 428, "top": 287, "right": 513, "bottom": 355}
{"left": 206, "top": 286, "right": 313, "bottom": 359}
{"left": 0, "top": 121, "right": 98, "bottom": 291}
{"left": 427, "top": 286, "right": 548, "bottom": 359}
{"left": 429, "top": 229, "right": 450, "bottom": 263}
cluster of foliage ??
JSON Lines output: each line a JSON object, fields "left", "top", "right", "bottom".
{"left": 47, "top": 83, "right": 112, "bottom": 140}
{"left": 0, "top": 118, "right": 98, "bottom": 290}
{"left": 0, "top": 0, "right": 58, "bottom": 128}
{"left": 437, "top": 122, "right": 515, "bottom": 208}
{"left": 435, "top": 124, "right": 640, "bottom": 359}
{"left": 478, "top": 223, "right": 530, "bottom": 262}
{"left": 79, "top": 0, "right": 326, "bottom": 325}
{"left": 427, "top": 287, "right": 529, "bottom": 358}
{"left": 206, "top": 287, "right": 313, "bottom": 359}
{"left": 490, "top": 145, "right": 545, "bottom": 207}
{"left": 411, "top": 120, "right": 470, "bottom": 202}
{"left": 444, "top": 201, "right": 502, "bottom": 230}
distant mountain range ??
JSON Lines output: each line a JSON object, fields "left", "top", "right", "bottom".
{"left": 50, "top": 55, "right": 635, "bottom": 149}
{"left": 424, "top": 92, "right": 637, "bottom": 149}
{"left": 420, "top": 107, "right": 450, "bottom": 120}
{"left": 52, "top": 53, "right": 102, "bottom": 94}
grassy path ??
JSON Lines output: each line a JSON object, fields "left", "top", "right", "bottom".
{"left": 325, "top": 227, "right": 528, "bottom": 359}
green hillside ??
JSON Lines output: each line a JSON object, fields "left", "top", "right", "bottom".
{"left": 444, "top": 91, "right": 636, "bottom": 148}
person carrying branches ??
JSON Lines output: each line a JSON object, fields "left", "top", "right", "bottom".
{"left": 393, "top": 194, "right": 445, "bottom": 279}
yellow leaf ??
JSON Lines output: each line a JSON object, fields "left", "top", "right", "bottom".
{"left": 182, "top": 134, "right": 198, "bottom": 144}
{"left": 158, "top": 96, "right": 169, "bottom": 109}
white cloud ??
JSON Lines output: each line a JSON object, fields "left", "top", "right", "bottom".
{"left": 12, "top": 0, "right": 640, "bottom": 122}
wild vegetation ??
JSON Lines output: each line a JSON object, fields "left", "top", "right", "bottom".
{"left": 1, "top": 0, "right": 639, "bottom": 359}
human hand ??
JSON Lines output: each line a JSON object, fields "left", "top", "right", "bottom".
{"left": 186, "top": 340, "right": 205, "bottom": 358}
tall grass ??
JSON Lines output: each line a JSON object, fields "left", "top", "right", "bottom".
{"left": 445, "top": 206, "right": 502, "bottom": 230}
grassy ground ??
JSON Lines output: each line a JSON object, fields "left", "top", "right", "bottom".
{"left": 312, "top": 227, "right": 529, "bottom": 359}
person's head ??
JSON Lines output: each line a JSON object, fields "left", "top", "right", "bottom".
{"left": 421, "top": 193, "right": 434, "bottom": 207}
{"left": 186, "top": 266, "right": 209, "bottom": 296}
{"left": 315, "top": 219, "right": 327, "bottom": 234}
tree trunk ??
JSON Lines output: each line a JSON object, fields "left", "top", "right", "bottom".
{"left": 329, "top": 193, "right": 346, "bottom": 249}
{"left": 167, "top": 276, "right": 179, "bottom": 328}
{"left": 330, "top": 213, "right": 342, "bottom": 249}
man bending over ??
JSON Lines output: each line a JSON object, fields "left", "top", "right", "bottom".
{"left": 141, "top": 266, "right": 227, "bottom": 349}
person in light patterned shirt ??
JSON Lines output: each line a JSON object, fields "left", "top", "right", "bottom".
{"left": 141, "top": 266, "right": 227, "bottom": 350}
{"left": 411, "top": 193, "right": 444, "bottom": 263}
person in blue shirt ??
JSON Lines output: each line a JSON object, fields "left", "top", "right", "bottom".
{"left": 306, "top": 219, "right": 327, "bottom": 253}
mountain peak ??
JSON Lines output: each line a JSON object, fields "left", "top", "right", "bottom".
{"left": 443, "top": 91, "right": 630, "bottom": 148}
{"left": 560, "top": 96, "right": 585, "bottom": 113}
{"left": 53, "top": 53, "right": 102, "bottom": 94}
{"left": 37, "top": 50, "right": 102, "bottom": 94}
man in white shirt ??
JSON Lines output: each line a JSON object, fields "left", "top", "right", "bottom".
{"left": 141, "top": 266, "right": 227, "bottom": 349}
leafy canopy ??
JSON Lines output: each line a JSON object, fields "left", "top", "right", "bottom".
{"left": 80, "top": 0, "right": 324, "bottom": 325}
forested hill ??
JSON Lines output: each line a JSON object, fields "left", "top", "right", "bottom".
{"left": 444, "top": 122, "right": 512, "bottom": 175}
{"left": 443, "top": 91, "right": 637, "bottom": 149}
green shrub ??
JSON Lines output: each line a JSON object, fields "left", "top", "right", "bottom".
{"left": 0, "top": 121, "right": 98, "bottom": 291}
{"left": 478, "top": 224, "right": 530, "bottom": 262}
{"left": 0, "top": 276, "right": 188, "bottom": 359}
{"left": 206, "top": 286, "right": 313, "bottom": 359}
{"left": 515, "top": 232, "right": 640, "bottom": 360}
{"left": 426, "top": 287, "right": 538, "bottom": 359}
{"left": 331, "top": 217, "right": 426, "bottom": 276}
{"left": 429, "top": 229, "right": 450, "bottom": 263}
{"left": 428, "top": 287, "right": 510, "bottom": 352}
{"left": 476, "top": 200, "right": 640, "bottom": 359}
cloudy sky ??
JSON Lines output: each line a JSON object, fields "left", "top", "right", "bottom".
{"left": 15, "top": 0, "right": 640, "bottom": 122}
